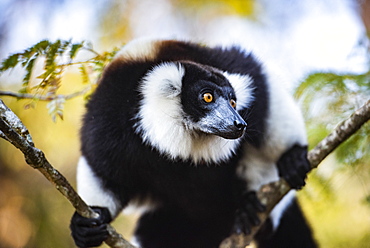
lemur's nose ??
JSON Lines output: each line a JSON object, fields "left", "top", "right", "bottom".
{"left": 234, "top": 120, "right": 247, "bottom": 131}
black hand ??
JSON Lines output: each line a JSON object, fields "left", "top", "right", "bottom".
{"left": 232, "top": 191, "right": 266, "bottom": 235}
{"left": 70, "top": 206, "right": 112, "bottom": 248}
{"left": 277, "top": 144, "right": 311, "bottom": 189}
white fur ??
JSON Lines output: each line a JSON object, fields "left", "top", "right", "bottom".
{"left": 237, "top": 144, "right": 280, "bottom": 191}
{"left": 135, "top": 62, "right": 254, "bottom": 164}
{"left": 270, "top": 190, "right": 296, "bottom": 230}
{"left": 237, "top": 67, "right": 307, "bottom": 186}
{"left": 261, "top": 67, "right": 307, "bottom": 162}
{"left": 236, "top": 65, "right": 307, "bottom": 228}
{"left": 130, "top": 236, "right": 141, "bottom": 248}
{"left": 115, "top": 37, "right": 159, "bottom": 61}
{"left": 223, "top": 72, "right": 254, "bottom": 111}
{"left": 77, "top": 156, "right": 122, "bottom": 218}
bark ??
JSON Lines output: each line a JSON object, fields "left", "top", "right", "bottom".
{"left": 0, "top": 99, "right": 136, "bottom": 248}
{"left": 1, "top": 98, "right": 369, "bottom": 248}
{"left": 220, "top": 99, "right": 370, "bottom": 248}
{"left": 0, "top": 88, "right": 90, "bottom": 101}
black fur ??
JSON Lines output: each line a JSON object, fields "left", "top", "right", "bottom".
{"left": 232, "top": 144, "right": 313, "bottom": 239}
{"left": 70, "top": 40, "right": 316, "bottom": 248}
{"left": 255, "top": 198, "right": 317, "bottom": 248}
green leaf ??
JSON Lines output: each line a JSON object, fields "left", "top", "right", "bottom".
{"left": 0, "top": 53, "right": 20, "bottom": 72}
{"left": 18, "top": 87, "right": 29, "bottom": 94}
{"left": 58, "top": 39, "right": 72, "bottom": 56}
{"left": 70, "top": 42, "right": 84, "bottom": 60}
{"left": 22, "top": 57, "right": 37, "bottom": 86}
{"left": 296, "top": 70, "right": 370, "bottom": 167}
{"left": 47, "top": 98, "right": 65, "bottom": 122}
{"left": 0, "top": 39, "right": 122, "bottom": 120}
{"left": 335, "top": 122, "right": 370, "bottom": 165}
{"left": 45, "top": 40, "right": 60, "bottom": 69}
{"left": 79, "top": 64, "right": 89, "bottom": 84}
{"left": 33, "top": 40, "right": 51, "bottom": 54}
{"left": 36, "top": 63, "right": 57, "bottom": 84}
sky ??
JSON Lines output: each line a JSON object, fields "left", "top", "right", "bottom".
{"left": 0, "top": 0, "right": 369, "bottom": 87}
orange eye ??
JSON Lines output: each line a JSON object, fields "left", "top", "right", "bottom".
{"left": 230, "top": 99, "right": 237, "bottom": 108}
{"left": 203, "top": 93, "right": 213, "bottom": 103}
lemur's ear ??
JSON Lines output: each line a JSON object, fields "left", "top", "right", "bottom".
{"left": 142, "top": 62, "right": 184, "bottom": 98}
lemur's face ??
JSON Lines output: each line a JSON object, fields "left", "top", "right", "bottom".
{"left": 181, "top": 62, "right": 247, "bottom": 139}
{"left": 136, "top": 60, "right": 250, "bottom": 162}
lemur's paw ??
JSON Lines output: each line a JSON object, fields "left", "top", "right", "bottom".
{"left": 232, "top": 191, "right": 266, "bottom": 235}
{"left": 70, "top": 206, "right": 112, "bottom": 247}
{"left": 277, "top": 144, "right": 311, "bottom": 189}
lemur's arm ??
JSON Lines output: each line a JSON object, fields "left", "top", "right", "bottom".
{"left": 233, "top": 71, "right": 310, "bottom": 234}
{"left": 70, "top": 157, "right": 123, "bottom": 247}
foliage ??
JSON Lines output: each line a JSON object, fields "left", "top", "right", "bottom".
{"left": 296, "top": 70, "right": 370, "bottom": 164}
{"left": 295, "top": 68, "right": 370, "bottom": 207}
{"left": 0, "top": 39, "right": 120, "bottom": 121}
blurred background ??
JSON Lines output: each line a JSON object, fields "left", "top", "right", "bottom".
{"left": 0, "top": 0, "right": 369, "bottom": 247}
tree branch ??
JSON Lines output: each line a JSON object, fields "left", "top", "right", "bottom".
{"left": 220, "top": 98, "right": 370, "bottom": 248}
{"left": 0, "top": 87, "right": 90, "bottom": 102}
{"left": 0, "top": 99, "right": 136, "bottom": 248}
{"left": 1, "top": 96, "right": 369, "bottom": 248}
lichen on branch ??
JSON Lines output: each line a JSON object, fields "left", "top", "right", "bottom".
{"left": 220, "top": 98, "right": 370, "bottom": 248}
{"left": 1, "top": 95, "right": 369, "bottom": 248}
{"left": 0, "top": 99, "right": 135, "bottom": 248}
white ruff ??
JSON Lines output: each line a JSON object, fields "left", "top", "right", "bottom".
{"left": 135, "top": 62, "right": 254, "bottom": 164}
{"left": 223, "top": 72, "right": 254, "bottom": 111}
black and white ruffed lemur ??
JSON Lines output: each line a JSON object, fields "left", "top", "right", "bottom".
{"left": 70, "top": 38, "right": 317, "bottom": 248}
